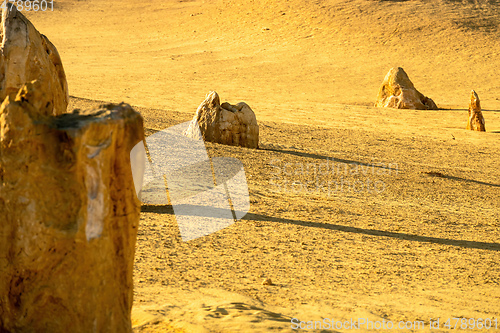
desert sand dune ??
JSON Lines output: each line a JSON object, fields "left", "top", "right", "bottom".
{"left": 25, "top": 0, "right": 500, "bottom": 331}
{"left": 27, "top": 0, "right": 500, "bottom": 116}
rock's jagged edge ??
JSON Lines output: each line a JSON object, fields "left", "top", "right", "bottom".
{"left": 185, "top": 91, "right": 260, "bottom": 149}
{"left": 467, "top": 90, "right": 485, "bottom": 131}
{"left": 375, "top": 67, "right": 438, "bottom": 110}
{"left": 0, "top": 81, "right": 144, "bottom": 333}
{"left": 0, "top": 4, "right": 69, "bottom": 115}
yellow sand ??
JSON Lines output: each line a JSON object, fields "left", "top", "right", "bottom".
{"left": 28, "top": 0, "right": 499, "bottom": 331}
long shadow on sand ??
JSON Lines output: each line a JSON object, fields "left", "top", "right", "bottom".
{"left": 423, "top": 171, "right": 500, "bottom": 187}
{"left": 243, "top": 212, "right": 500, "bottom": 252}
{"left": 440, "top": 108, "right": 500, "bottom": 112}
{"left": 140, "top": 205, "right": 500, "bottom": 252}
{"left": 263, "top": 147, "right": 398, "bottom": 172}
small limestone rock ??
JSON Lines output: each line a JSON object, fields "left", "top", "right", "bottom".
{"left": 184, "top": 91, "right": 259, "bottom": 148}
{"left": 0, "top": 4, "right": 69, "bottom": 115}
{"left": 375, "top": 67, "right": 438, "bottom": 110}
{"left": 262, "top": 278, "right": 273, "bottom": 286}
{"left": 0, "top": 81, "right": 144, "bottom": 332}
{"left": 466, "top": 90, "right": 485, "bottom": 131}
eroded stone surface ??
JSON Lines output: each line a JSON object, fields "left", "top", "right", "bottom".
{"left": 467, "top": 90, "right": 485, "bottom": 131}
{"left": 0, "top": 81, "right": 143, "bottom": 333}
{"left": 375, "top": 67, "right": 438, "bottom": 110}
{"left": 184, "top": 91, "right": 259, "bottom": 148}
{"left": 0, "top": 4, "right": 68, "bottom": 115}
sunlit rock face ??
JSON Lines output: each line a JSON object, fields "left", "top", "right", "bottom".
{"left": 0, "top": 4, "right": 68, "bottom": 115}
{"left": 184, "top": 91, "right": 259, "bottom": 149}
{"left": 467, "top": 90, "right": 485, "bottom": 131}
{"left": 375, "top": 67, "right": 438, "bottom": 110}
{"left": 0, "top": 81, "right": 144, "bottom": 333}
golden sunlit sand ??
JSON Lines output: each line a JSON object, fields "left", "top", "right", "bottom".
{"left": 27, "top": 0, "right": 500, "bottom": 331}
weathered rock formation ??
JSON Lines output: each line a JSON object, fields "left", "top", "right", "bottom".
{"left": 184, "top": 91, "right": 259, "bottom": 149}
{"left": 0, "top": 4, "right": 68, "bottom": 115}
{"left": 375, "top": 67, "right": 438, "bottom": 110}
{"left": 0, "top": 81, "right": 144, "bottom": 332}
{"left": 467, "top": 90, "right": 485, "bottom": 131}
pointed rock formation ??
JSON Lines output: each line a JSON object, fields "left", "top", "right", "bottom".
{"left": 0, "top": 4, "right": 68, "bottom": 115}
{"left": 184, "top": 91, "right": 259, "bottom": 148}
{"left": 375, "top": 67, "right": 438, "bottom": 110}
{"left": 467, "top": 90, "right": 485, "bottom": 131}
{"left": 0, "top": 81, "right": 144, "bottom": 333}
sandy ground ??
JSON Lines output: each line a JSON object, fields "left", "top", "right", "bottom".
{"left": 30, "top": 0, "right": 500, "bottom": 331}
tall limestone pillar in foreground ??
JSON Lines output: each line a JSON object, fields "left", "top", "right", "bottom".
{"left": 0, "top": 81, "right": 144, "bottom": 332}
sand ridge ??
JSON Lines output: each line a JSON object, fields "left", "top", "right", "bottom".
{"left": 27, "top": 0, "right": 500, "bottom": 116}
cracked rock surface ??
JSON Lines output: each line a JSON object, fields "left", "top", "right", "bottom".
{"left": 184, "top": 91, "right": 259, "bottom": 149}
{"left": 0, "top": 81, "right": 144, "bottom": 333}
